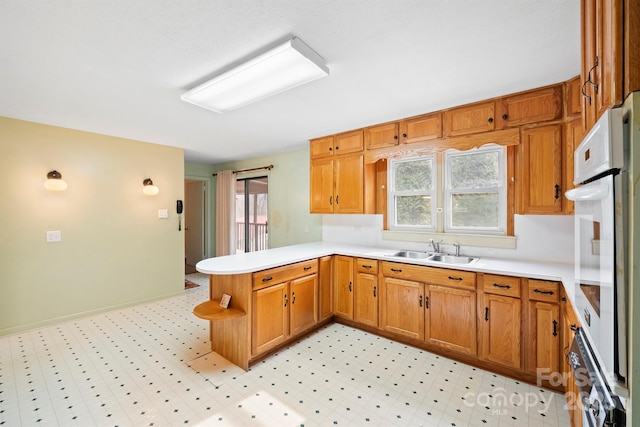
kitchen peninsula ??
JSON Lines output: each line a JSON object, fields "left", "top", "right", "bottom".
{"left": 195, "top": 242, "right": 576, "bottom": 391}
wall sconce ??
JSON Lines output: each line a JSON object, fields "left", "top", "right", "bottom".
{"left": 142, "top": 178, "right": 159, "bottom": 196}
{"left": 44, "top": 170, "right": 68, "bottom": 191}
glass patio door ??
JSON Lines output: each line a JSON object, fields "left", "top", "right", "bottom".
{"left": 235, "top": 176, "right": 268, "bottom": 253}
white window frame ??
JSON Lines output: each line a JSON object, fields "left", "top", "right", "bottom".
{"left": 388, "top": 145, "right": 507, "bottom": 236}
{"left": 387, "top": 156, "right": 436, "bottom": 231}
{"left": 443, "top": 146, "right": 507, "bottom": 235}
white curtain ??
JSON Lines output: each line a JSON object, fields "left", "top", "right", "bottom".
{"left": 215, "top": 170, "right": 236, "bottom": 256}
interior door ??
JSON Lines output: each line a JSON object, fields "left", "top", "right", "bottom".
{"left": 185, "top": 179, "right": 205, "bottom": 266}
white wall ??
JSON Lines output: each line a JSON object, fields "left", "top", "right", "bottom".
{"left": 322, "top": 214, "right": 574, "bottom": 264}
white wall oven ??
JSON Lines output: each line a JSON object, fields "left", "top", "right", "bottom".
{"left": 565, "top": 108, "right": 628, "bottom": 426}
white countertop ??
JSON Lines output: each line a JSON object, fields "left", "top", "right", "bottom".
{"left": 196, "top": 241, "right": 577, "bottom": 303}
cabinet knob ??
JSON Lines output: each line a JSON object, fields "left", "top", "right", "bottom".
{"left": 335, "top": 146, "right": 339, "bottom": 150}
{"left": 329, "top": 147, "right": 332, "bottom": 151}
{"left": 502, "top": 114, "right": 508, "bottom": 120}
{"left": 402, "top": 133, "right": 407, "bottom": 138}
{"left": 487, "top": 117, "right": 494, "bottom": 123}
{"left": 394, "top": 135, "right": 398, "bottom": 140}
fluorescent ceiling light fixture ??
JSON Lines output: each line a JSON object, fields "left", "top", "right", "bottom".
{"left": 181, "top": 37, "right": 329, "bottom": 113}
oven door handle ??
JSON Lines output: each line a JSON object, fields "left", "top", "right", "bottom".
{"left": 565, "top": 183, "right": 609, "bottom": 201}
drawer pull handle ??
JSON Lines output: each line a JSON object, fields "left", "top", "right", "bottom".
{"left": 362, "top": 265, "right": 372, "bottom": 269}
{"left": 303, "top": 266, "right": 312, "bottom": 271}
{"left": 553, "top": 320, "right": 558, "bottom": 337}
{"left": 391, "top": 268, "right": 403, "bottom": 273}
{"left": 492, "top": 283, "right": 511, "bottom": 289}
{"left": 448, "top": 276, "right": 463, "bottom": 281}
{"left": 534, "top": 289, "right": 555, "bottom": 295}
{"left": 349, "top": 281, "right": 352, "bottom": 292}
{"left": 570, "top": 324, "right": 578, "bottom": 332}
{"left": 485, "top": 307, "right": 489, "bottom": 321}
{"left": 373, "top": 286, "right": 377, "bottom": 297}
{"left": 262, "top": 276, "right": 273, "bottom": 282}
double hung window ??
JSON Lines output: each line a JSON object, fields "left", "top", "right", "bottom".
{"left": 388, "top": 145, "right": 506, "bottom": 235}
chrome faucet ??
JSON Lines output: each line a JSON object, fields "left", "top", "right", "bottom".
{"left": 429, "top": 239, "right": 442, "bottom": 253}
{"left": 453, "top": 243, "right": 461, "bottom": 257}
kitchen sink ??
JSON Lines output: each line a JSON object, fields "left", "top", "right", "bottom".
{"left": 427, "top": 254, "right": 479, "bottom": 265}
{"left": 389, "top": 250, "right": 431, "bottom": 259}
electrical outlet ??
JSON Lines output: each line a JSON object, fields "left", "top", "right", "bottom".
{"left": 46, "top": 231, "right": 61, "bottom": 242}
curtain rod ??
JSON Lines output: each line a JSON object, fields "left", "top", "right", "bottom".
{"left": 212, "top": 164, "right": 274, "bottom": 176}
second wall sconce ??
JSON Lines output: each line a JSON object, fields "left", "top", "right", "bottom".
{"left": 44, "top": 170, "right": 68, "bottom": 191}
{"left": 142, "top": 178, "right": 159, "bottom": 196}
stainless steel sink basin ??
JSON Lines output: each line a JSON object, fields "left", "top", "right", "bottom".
{"left": 427, "top": 254, "right": 479, "bottom": 265}
{"left": 389, "top": 250, "right": 431, "bottom": 259}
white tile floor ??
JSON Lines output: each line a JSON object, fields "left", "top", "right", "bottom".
{"left": 0, "top": 273, "right": 571, "bottom": 427}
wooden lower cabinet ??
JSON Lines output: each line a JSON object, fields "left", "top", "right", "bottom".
{"left": 333, "top": 255, "right": 354, "bottom": 319}
{"left": 354, "top": 259, "right": 378, "bottom": 327}
{"left": 318, "top": 256, "right": 333, "bottom": 321}
{"left": 252, "top": 274, "right": 317, "bottom": 356}
{"left": 380, "top": 277, "right": 424, "bottom": 339}
{"left": 562, "top": 291, "right": 583, "bottom": 427}
{"left": 479, "top": 292, "right": 522, "bottom": 369}
{"left": 525, "top": 280, "right": 561, "bottom": 378}
{"left": 426, "top": 285, "right": 477, "bottom": 356}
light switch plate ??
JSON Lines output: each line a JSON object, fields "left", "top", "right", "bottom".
{"left": 158, "top": 209, "right": 169, "bottom": 218}
{"left": 46, "top": 231, "right": 61, "bottom": 242}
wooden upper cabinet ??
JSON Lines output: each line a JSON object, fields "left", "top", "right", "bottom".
{"left": 399, "top": 112, "right": 442, "bottom": 144}
{"left": 565, "top": 76, "right": 583, "bottom": 118}
{"left": 496, "top": 86, "right": 563, "bottom": 128}
{"left": 309, "top": 157, "right": 334, "bottom": 213}
{"left": 518, "top": 124, "right": 564, "bottom": 214}
{"left": 310, "top": 136, "right": 335, "bottom": 159}
{"left": 334, "top": 130, "right": 364, "bottom": 155}
{"left": 364, "top": 122, "right": 399, "bottom": 150}
{"left": 334, "top": 154, "right": 364, "bottom": 213}
{"left": 310, "top": 130, "right": 363, "bottom": 160}
{"left": 444, "top": 101, "right": 495, "bottom": 137}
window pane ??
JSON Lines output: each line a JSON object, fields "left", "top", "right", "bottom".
{"left": 395, "top": 159, "right": 432, "bottom": 191}
{"left": 450, "top": 151, "right": 499, "bottom": 189}
{"left": 451, "top": 193, "right": 499, "bottom": 227}
{"left": 396, "top": 195, "right": 432, "bottom": 226}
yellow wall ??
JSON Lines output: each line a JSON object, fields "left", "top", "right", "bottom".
{"left": 0, "top": 117, "right": 185, "bottom": 336}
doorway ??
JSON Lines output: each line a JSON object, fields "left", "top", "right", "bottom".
{"left": 236, "top": 176, "right": 268, "bottom": 253}
{"left": 184, "top": 178, "right": 208, "bottom": 272}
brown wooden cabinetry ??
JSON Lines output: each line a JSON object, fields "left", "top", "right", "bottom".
{"left": 496, "top": 86, "right": 563, "bottom": 128}
{"left": 252, "top": 260, "right": 318, "bottom": 356}
{"left": 399, "top": 112, "right": 442, "bottom": 144}
{"left": 354, "top": 258, "right": 378, "bottom": 327}
{"left": 380, "top": 276, "right": 424, "bottom": 339}
{"left": 561, "top": 290, "right": 583, "bottom": 427}
{"left": 518, "top": 124, "right": 564, "bottom": 214}
{"left": 364, "top": 122, "right": 399, "bottom": 150}
{"left": 333, "top": 255, "right": 354, "bottom": 319}
{"left": 444, "top": 101, "right": 496, "bottom": 137}
{"left": 310, "top": 131, "right": 364, "bottom": 214}
{"left": 525, "top": 279, "right": 561, "bottom": 378}
{"left": 479, "top": 274, "right": 522, "bottom": 370}
{"left": 318, "top": 256, "right": 333, "bottom": 321}
{"left": 426, "top": 284, "right": 477, "bottom": 356}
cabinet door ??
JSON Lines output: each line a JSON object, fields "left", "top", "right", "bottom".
{"left": 364, "top": 122, "right": 399, "bottom": 150}
{"left": 564, "top": 118, "right": 585, "bottom": 215}
{"left": 290, "top": 274, "right": 318, "bottom": 336}
{"left": 565, "top": 76, "right": 583, "bottom": 117}
{"left": 380, "top": 277, "right": 424, "bottom": 340}
{"left": 594, "top": 0, "right": 623, "bottom": 120}
{"left": 581, "top": 0, "right": 598, "bottom": 131}
{"left": 252, "top": 283, "right": 289, "bottom": 355}
{"left": 334, "top": 130, "right": 364, "bottom": 155}
{"left": 425, "top": 285, "right": 477, "bottom": 356}
{"left": 526, "top": 301, "right": 561, "bottom": 376}
{"left": 310, "top": 136, "right": 335, "bottom": 159}
{"left": 354, "top": 272, "right": 378, "bottom": 327}
{"left": 333, "top": 256, "right": 354, "bottom": 319}
{"left": 318, "top": 256, "right": 333, "bottom": 321}
{"left": 496, "top": 86, "right": 563, "bottom": 128}
{"left": 444, "top": 101, "right": 495, "bottom": 137}
{"left": 519, "top": 124, "right": 563, "bottom": 214}
{"left": 310, "top": 158, "right": 334, "bottom": 213}
{"left": 399, "top": 112, "right": 442, "bottom": 144}
{"left": 479, "top": 293, "right": 521, "bottom": 369}
{"left": 334, "top": 154, "right": 364, "bottom": 213}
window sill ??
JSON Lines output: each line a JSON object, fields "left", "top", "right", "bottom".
{"left": 381, "top": 230, "right": 516, "bottom": 249}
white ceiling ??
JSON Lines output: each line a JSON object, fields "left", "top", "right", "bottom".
{"left": 0, "top": 1, "right": 580, "bottom": 164}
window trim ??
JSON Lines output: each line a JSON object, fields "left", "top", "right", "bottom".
{"left": 387, "top": 156, "right": 436, "bottom": 231}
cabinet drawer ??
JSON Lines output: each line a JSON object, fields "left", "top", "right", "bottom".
{"left": 528, "top": 279, "right": 559, "bottom": 302}
{"left": 253, "top": 259, "right": 318, "bottom": 290}
{"left": 382, "top": 261, "right": 476, "bottom": 290}
{"left": 356, "top": 258, "right": 378, "bottom": 273}
{"left": 482, "top": 274, "right": 521, "bottom": 298}
{"left": 425, "top": 267, "right": 476, "bottom": 290}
